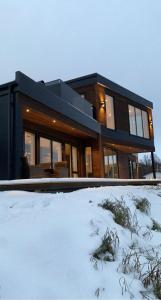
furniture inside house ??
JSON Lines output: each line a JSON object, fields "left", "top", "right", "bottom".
{"left": 29, "top": 161, "right": 68, "bottom": 178}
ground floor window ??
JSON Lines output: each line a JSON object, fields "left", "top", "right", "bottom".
{"left": 85, "top": 147, "right": 92, "bottom": 176}
{"left": 72, "top": 146, "right": 78, "bottom": 176}
{"left": 24, "top": 130, "right": 79, "bottom": 177}
{"left": 52, "top": 141, "right": 62, "bottom": 165}
{"left": 24, "top": 131, "right": 35, "bottom": 165}
{"left": 104, "top": 148, "right": 118, "bottom": 178}
{"left": 40, "top": 137, "right": 51, "bottom": 163}
{"left": 65, "top": 144, "right": 78, "bottom": 177}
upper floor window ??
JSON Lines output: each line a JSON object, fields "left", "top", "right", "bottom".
{"left": 128, "top": 105, "right": 150, "bottom": 139}
{"left": 105, "top": 95, "right": 115, "bottom": 129}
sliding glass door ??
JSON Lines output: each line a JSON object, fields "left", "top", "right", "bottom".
{"left": 85, "top": 147, "right": 92, "bottom": 177}
{"left": 65, "top": 144, "right": 78, "bottom": 177}
{"left": 72, "top": 146, "right": 78, "bottom": 177}
{"left": 104, "top": 148, "right": 118, "bottom": 178}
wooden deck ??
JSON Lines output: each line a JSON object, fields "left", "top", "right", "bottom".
{"left": 0, "top": 179, "right": 160, "bottom": 193}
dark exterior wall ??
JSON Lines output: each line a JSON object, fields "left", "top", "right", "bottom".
{"left": 0, "top": 90, "right": 23, "bottom": 180}
{"left": 0, "top": 93, "right": 11, "bottom": 179}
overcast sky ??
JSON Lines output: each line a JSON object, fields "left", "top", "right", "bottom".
{"left": 0, "top": 0, "right": 161, "bottom": 156}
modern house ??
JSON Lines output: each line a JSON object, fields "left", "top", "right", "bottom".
{"left": 0, "top": 71, "right": 155, "bottom": 180}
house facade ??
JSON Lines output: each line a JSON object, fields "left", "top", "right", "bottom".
{"left": 0, "top": 72, "right": 155, "bottom": 180}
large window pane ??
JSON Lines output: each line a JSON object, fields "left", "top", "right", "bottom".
{"left": 104, "top": 148, "right": 118, "bottom": 178}
{"left": 40, "top": 137, "right": 51, "bottom": 163}
{"left": 72, "top": 146, "right": 78, "bottom": 173}
{"left": 65, "top": 144, "right": 72, "bottom": 176}
{"left": 105, "top": 95, "right": 115, "bottom": 129}
{"left": 85, "top": 147, "right": 92, "bottom": 176}
{"left": 135, "top": 108, "right": 143, "bottom": 137}
{"left": 128, "top": 105, "right": 136, "bottom": 135}
{"left": 52, "top": 141, "right": 62, "bottom": 164}
{"left": 142, "top": 110, "right": 150, "bottom": 139}
{"left": 128, "top": 105, "right": 150, "bottom": 139}
{"left": 24, "top": 131, "right": 35, "bottom": 165}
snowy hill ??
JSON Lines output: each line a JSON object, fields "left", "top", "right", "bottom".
{"left": 0, "top": 186, "right": 161, "bottom": 299}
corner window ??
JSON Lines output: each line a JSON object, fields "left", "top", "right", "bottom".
{"left": 128, "top": 105, "right": 150, "bottom": 139}
{"left": 135, "top": 108, "right": 143, "bottom": 137}
{"left": 142, "top": 110, "right": 150, "bottom": 138}
{"left": 105, "top": 95, "right": 115, "bottom": 129}
{"left": 24, "top": 131, "right": 35, "bottom": 165}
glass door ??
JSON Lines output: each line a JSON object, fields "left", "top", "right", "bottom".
{"left": 65, "top": 144, "right": 72, "bottom": 177}
{"left": 72, "top": 146, "right": 78, "bottom": 177}
{"left": 65, "top": 144, "right": 78, "bottom": 177}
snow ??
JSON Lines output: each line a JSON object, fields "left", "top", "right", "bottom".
{"left": 0, "top": 185, "right": 161, "bottom": 299}
{"left": 0, "top": 177, "right": 159, "bottom": 185}
{"left": 144, "top": 172, "right": 161, "bottom": 179}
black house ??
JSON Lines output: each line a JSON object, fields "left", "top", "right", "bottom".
{"left": 0, "top": 71, "right": 155, "bottom": 180}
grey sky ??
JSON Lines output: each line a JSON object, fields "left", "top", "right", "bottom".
{"left": 0, "top": 0, "right": 161, "bottom": 156}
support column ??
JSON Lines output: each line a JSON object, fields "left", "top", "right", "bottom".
{"left": 151, "top": 151, "right": 156, "bottom": 179}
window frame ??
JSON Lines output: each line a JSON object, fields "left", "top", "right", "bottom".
{"left": 103, "top": 147, "right": 119, "bottom": 178}
{"left": 105, "top": 94, "right": 116, "bottom": 130}
{"left": 24, "top": 130, "right": 36, "bottom": 166}
{"left": 128, "top": 104, "right": 150, "bottom": 139}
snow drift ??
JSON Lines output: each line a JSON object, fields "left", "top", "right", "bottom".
{"left": 0, "top": 185, "right": 161, "bottom": 299}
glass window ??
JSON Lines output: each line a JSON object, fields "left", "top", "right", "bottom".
{"left": 142, "top": 110, "right": 150, "bottom": 139}
{"left": 128, "top": 105, "right": 136, "bottom": 135}
{"left": 104, "top": 148, "right": 118, "bottom": 178}
{"left": 65, "top": 144, "right": 72, "bottom": 176}
{"left": 72, "top": 146, "right": 78, "bottom": 173}
{"left": 135, "top": 108, "right": 143, "bottom": 137}
{"left": 128, "top": 105, "right": 149, "bottom": 139}
{"left": 52, "top": 141, "right": 62, "bottom": 165}
{"left": 105, "top": 95, "right": 115, "bottom": 129}
{"left": 40, "top": 137, "right": 51, "bottom": 163}
{"left": 24, "top": 131, "right": 35, "bottom": 165}
{"left": 85, "top": 147, "right": 92, "bottom": 176}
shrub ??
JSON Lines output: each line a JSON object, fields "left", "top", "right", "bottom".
{"left": 118, "top": 246, "right": 161, "bottom": 299}
{"left": 92, "top": 229, "right": 119, "bottom": 262}
{"left": 133, "top": 197, "right": 151, "bottom": 215}
{"left": 151, "top": 219, "right": 161, "bottom": 232}
{"left": 99, "top": 198, "right": 132, "bottom": 230}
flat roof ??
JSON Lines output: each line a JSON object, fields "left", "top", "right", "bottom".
{"left": 66, "top": 73, "right": 153, "bottom": 109}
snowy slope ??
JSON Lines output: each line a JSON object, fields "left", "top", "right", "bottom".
{"left": 0, "top": 186, "right": 161, "bottom": 299}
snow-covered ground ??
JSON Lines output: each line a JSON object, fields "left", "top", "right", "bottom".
{"left": 0, "top": 185, "right": 161, "bottom": 299}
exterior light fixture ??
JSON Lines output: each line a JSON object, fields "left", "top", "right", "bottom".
{"left": 100, "top": 101, "right": 105, "bottom": 108}
{"left": 26, "top": 108, "right": 30, "bottom": 113}
{"left": 52, "top": 120, "right": 56, "bottom": 123}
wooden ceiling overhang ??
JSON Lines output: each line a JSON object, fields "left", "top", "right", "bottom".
{"left": 22, "top": 103, "right": 97, "bottom": 140}
{"left": 15, "top": 71, "right": 100, "bottom": 139}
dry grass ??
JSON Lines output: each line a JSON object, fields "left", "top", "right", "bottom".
{"left": 133, "top": 197, "right": 151, "bottom": 215}
{"left": 92, "top": 229, "right": 119, "bottom": 262}
{"left": 99, "top": 198, "right": 133, "bottom": 230}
